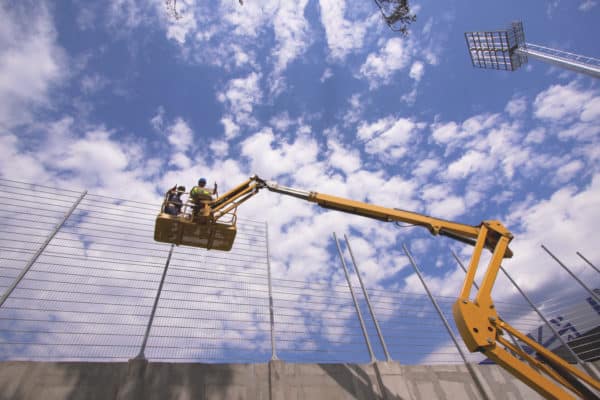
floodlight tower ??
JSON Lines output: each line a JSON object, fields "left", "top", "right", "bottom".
{"left": 465, "top": 21, "right": 600, "bottom": 79}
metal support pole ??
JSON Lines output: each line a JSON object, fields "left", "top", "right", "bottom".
{"left": 344, "top": 234, "right": 392, "bottom": 362}
{"left": 576, "top": 251, "right": 600, "bottom": 275}
{"left": 516, "top": 45, "right": 600, "bottom": 79}
{"left": 541, "top": 244, "right": 600, "bottom": 303}
{"left": 334, "top": 233, "right": 376, "bottom": 363}
{"left": 136, "top": 244, "right": 175, "bottom": 360}
{"left": 266, "top": 222, "right": 278, "bottom": 360}
{"left": 450, "top": 250, "right": 526, "bottom": 356}
{"left": 403, "top": 244, "right": 490, "bottom": 400}
{"left": 500, "top": 265, "right": 600, "bottom": 380}
{"left": 0, "top": 190, "right": 87, "bottom": 308}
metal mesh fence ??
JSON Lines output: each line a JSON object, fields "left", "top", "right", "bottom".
{"left": 0, "top": 178, "right": 598, "bottom": 365}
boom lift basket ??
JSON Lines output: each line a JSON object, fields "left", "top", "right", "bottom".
{"left": 154, "top": 200, "right": 237, "bottom": 251}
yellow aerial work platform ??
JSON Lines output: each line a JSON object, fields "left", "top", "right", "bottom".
{"left": 154, "top": 197, "right": 238, "bottom": 251}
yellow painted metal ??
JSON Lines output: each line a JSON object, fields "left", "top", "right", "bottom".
{"left": 459, "top": 225, "right": 488, "bottom": 300}
{"left": 309, "top": 192, "right": 481, "bottom": 238}
{"left": 152, "top": 175, "right": 600, "bottom": 398}
{"left": 483, "top": 338, "right": 579, "bottom": 399}
{"left": 501, "top": 320, "right": 600, "bottom": 393}
{"left": 497, "top": 335, "right": 578, "bottom": 395}
{"left": 154, "top": 213, "right": 236, "bottom": 251}
{"left": 475, "top": 235, "right": 509, "bottom": 310}
{"left": 153, "top": 177, "right": 260, "bottom": 251}
{"left": 452, "top": 222, "right": 600, "bottom": 399}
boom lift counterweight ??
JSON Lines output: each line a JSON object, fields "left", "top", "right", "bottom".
{"left": 154, "top": 175, "right": 600, "bottom": 399}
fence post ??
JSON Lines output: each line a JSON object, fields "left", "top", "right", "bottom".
{"left": 334, "top": 233, "right": 376, "bottom": 363}
{"left": 541, "top": 244, "right": 600, "bottom": 303}
{"left": 266, "top": 222, "right": 278, "bottom": 361}
{"left": 403, "top": 244, "right": 491, "bottom": 400}
{"left": 576, "top": 251, "right": 600, "bottom": 275}
{"left": 0, "top": 190, "right": 87, "bottom": 308}
{"left": 135, "top": 244, "right": 175, "bottom": 360}
{"left": 344, "top": 234, "right": 392, "bottom": 362}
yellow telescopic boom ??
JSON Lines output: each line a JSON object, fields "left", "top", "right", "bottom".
{"left": 261, "top": 178, "right": 600, "bottom": 399}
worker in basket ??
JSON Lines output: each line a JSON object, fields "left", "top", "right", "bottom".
{"left": 189, "top": 178, "right": 217, "bottom": 222}
{"left": 164, "top": 185, "right": 186, "bottom": 216}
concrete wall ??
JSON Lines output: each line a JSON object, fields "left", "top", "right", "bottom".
{"left": 0, "top": 360, "right": 544, "bottom": 400}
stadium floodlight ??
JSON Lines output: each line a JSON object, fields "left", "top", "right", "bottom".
{"left": 465, "top": 21, "right": 600, "bottom": 79}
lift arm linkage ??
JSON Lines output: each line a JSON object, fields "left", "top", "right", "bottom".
{"left": 209, "top": 176, "right": 600, "bottom": 399}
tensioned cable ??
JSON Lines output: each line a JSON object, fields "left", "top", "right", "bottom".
{"left": 0, "top": 178, "right": 82, "bottom": 193}
{"left": 0, "top": 191, "right": 78, "bottom": 205}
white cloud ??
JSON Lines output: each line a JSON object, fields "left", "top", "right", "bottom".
{"left": 271, "top": 0, "right": 310, "bottom": 74}
{"left": 0, "top": 134, "right": 49, "bottom": 182}
{"left": 318, "top": 0, "right": 372, "bottom": 60}
{"left": 60, "top": 129, "right": 128, "bottom": 173}
{"left": 150, "top": 107, "right": 165, "bottom": 131}
{"left": 525, "top": 128, "right": 545, "bottom": 144}
{"left": 431, "top": 121, "right": 459, "bottom": 144}
{"left": 558, "top": 121, "right": 600, "bottom": 140}
{"left": 326, "top": 138, "right": 361, "bottom": 174}
{"left": 165, "top": 0, "right": 198, "bottom": 44}
{"left": 357, "top": 117, "right": 422, "bottom": 161}
{"left": 108, "top": 0, "right": 149, "bottom": 29}
{"left": 209, "top": 140, "right": 229, "bottom": 158}
{"left": 168, "top": 152, "right": 191, "bottom": 169}
{"left": 409, "top": 61, "right": 425, "bottom": 82}
{"left": 580, "top": 97, "right": 600, "bottom": 122}
{"left": 413, "top": 159, "right": 439, "bottom": 179}
{"left": 359, "top": 38, "right": 413, "bottom": 88}
{"left": 445, "top": 150, "right": 488, "bottom": 180}
{"left": 533, "top": 82, "right": 595, "bottom": 122}
{"left": 505, "top": 96, "right": 527, "bottom": 117}
{"left": 220, "top": 116, "right": 240, "bottom": 139}
{"left": 162, "top": 1, "right": 311, "bottom": 79}
{"left": 217, "top": 72, "right": 262, "bottom": 126}
{"left": 554, "top": 160, "right": 584, "bottom": 184}
{"left": 343, "top": 93, "right": 366, "bottom": 126}
{"left": 167, "top": 118, "right": 194, "bottom": 153}
{"left": 269, "top": 112, "right": 296, "bottom": 132}
{"left": 240, "top": 127, "right": 319, "bottom": 178}
{"left": 579, "top": 0, "right": 597, "bottom": 11}
{"left": 502, "top": 174, "right": 600, "bottom": 298}
{"left": 320, "top": 68, "right": 333, "bottom": 82}
{"left": 0, "top": 117, "right": 162, "bottom": 203}
{"left": 0, "top": 3, "right": 66, "bottom": 127}
{"left": 222, "top": 1, "right": 276, "bottom": 37}
{"left": 80, "top": 74, "right": 109, "bottom": 94}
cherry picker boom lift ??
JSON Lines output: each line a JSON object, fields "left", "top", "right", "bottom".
{"left": 154, "top": 175, "right": 600, "bottom": 399}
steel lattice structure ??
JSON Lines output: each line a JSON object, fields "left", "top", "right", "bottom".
{"left": 466, "top": 21, "right": 600, "bottom": 79}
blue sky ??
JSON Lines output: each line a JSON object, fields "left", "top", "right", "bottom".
{"left": 1, "top": 0, "right": 600, "bottom": 362}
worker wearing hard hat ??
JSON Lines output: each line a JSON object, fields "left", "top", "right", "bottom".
{"left": 190, "top": 178, "right": 217, "bottom": 201}
{"left": 190, "top": 178, "right": 217, "bottom": 220}
{"left": 164, "top": 185, "right": 186, "bottom": 216}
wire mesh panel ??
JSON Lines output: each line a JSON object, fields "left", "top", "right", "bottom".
{"left": 363, "top": 289, "right": 467, "bottom": 364}
{"left": 1, "top": 179, "right": 598, "bottom": 366}
{"left": 0, "top": 192, "right": 170, "bottom": 360}
{"left": 271, "top": 279, "right": 372, "bottom": 363}
{"left": 536, "top": 289, "right": 600, "bottom": 363}
{"left": 0, "top": 182, "right": 271, "bottom": 362}
{"left": 0, "top": 179, "right": 83, "bottom": 295}
{"left": 145, "top": 220, "right": 271, "bottom": 362}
